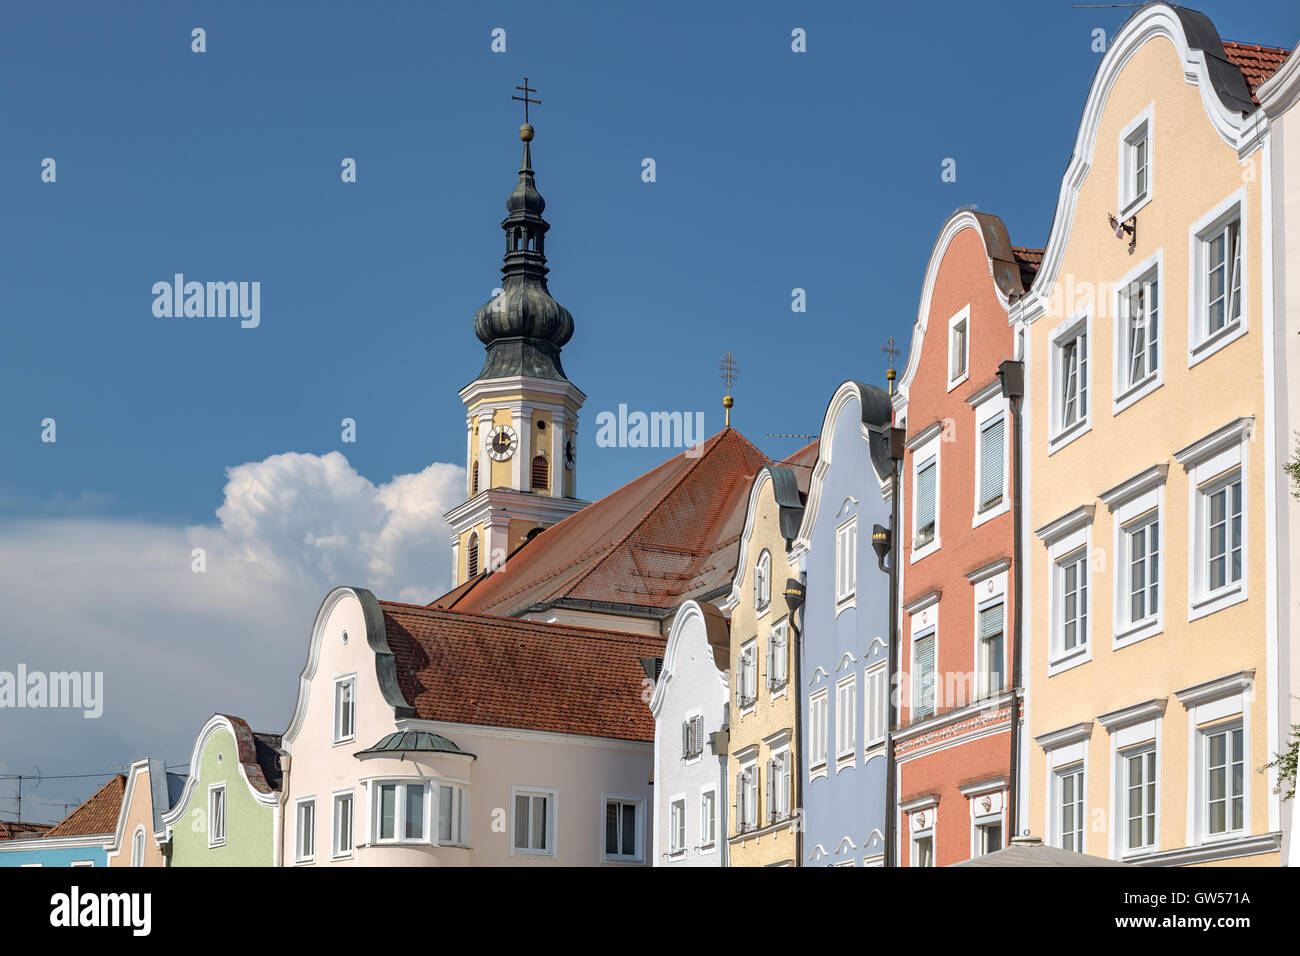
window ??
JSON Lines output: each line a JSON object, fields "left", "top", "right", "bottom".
{"left": 512, "top": 789, "right": 554, "bottom": 855}
{"left": 1057, "top": 548, "right": 1089, "bottom": 656}
{"left": 700, "top": 790, "right": 716, "bottom": 848}
{"left": 737, "top": 640, "right": 757, "bottom": 709}
{"left": 836, "top": 676, "right": 857, "bottom": 760}
{"left": 978, "top": 417, "right": 1005, "bottom": 512}
{"left": 1055, "top": 766, "right": 1084, "bottom": 853}
{"left": 1189, "top": 193, "right": 1247, "bottom": 362}
{"left": 471, "top": 461, "right": 479, "bottom": 496}
{"left": 438, "top": 784, "right": 465, "bottom": 845}
{"left": 977, "top": 602, "right": 1005, "bottom": 699}
{"left": 1059, "top": 327, "right": 1088, "bottom": 431}
{"left": 531, "top": 454, "right": 548, "bottom": 490}
{"left": 1204, "top": 218, "right": 1242, "bottom": 338}
{"left": 1119, "top": 270, "right": 1159, "bottom": 394}
{"left": 865, "top": 665, "right": 887, "bottom": 748}
{"left": 975, "top": 820, "right": 1002, "bottom": 856}
{"left": 295, "top": 799, "right": 315, "bottom": 863}
{"left": 809, "top": 691, "right": 828, "bottom": 770}
{"left": 681, "top": 714, "right": 704, "bottom": 759}
{"left": 1121, "top": 118, "right": 1149, "bottom": 211}
{"left": 669, "top": 799, "right": 686, "bottom": 854}
{"left": 1123, "top": 747, "right": 1157, "bottom": 853}
{"left": 209, "top": 785, "right": 226, "bottom": 847}
{"left": 604, "top": 798, "right": 641, "bottom": 861}
{"left": 912, "top": 632, "right": 936, "bottom": 720}
{"left": 736, "top": 765, "right": 758, "bottom": 832}
{"left": 836, "top": 518, "right": 857, "bottom": 603}
{"left": 374, "top": 780, "right": 428, "bottom": 844}
{"left": 915, "top": 459, "right": 937, "bottom": 547}
{"left": 766, "top": 752, "right": 792, "bottom": 823}
{"left": 1204, "top": 475, "right": 1243, "bottom": 595}
{"left": 131, "top": 828, "right": 145, "bottom": 867}
{"left": 1204, "top": 725, "right": 1245, "bottom": 837}
{"left": 1123, "top": 515, "right": 1160, "bottom": 629}
{"left": 754, "top": 549, "right": 771, "bottom": 612}
{"left": 333, "top": 792, "right": 354, "bottom": 859}
{"left": 912, "top": 831, "right": 934, "bottom": 867}
{"left": 468, "top": 532, "right": 480, "bottom": 577}
{"left": 333, "top": 676, "right": 355, "bottom": 744}
{"left": 767, "top": 620, "right": 788, "bottom": 692}
{"left": 950, "top": 314, "right": 968, "bottom": 385}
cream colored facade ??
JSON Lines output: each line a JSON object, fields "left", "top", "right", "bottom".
{"left": 723, "top": 468, "right": 800, "bottom": 866}
{"left": 1018, "top": 5, "right": 1284, "bottom": 866}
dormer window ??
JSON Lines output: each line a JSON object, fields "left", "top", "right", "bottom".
{"left": 754, "top": 549, "right": 771, "bottom": 612}
{"left": 948, "top": 307, "right": 970, "bottom": 390}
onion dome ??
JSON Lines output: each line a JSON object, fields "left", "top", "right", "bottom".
{"left": 472, "top": 126, "right": 574, "bottom": 381}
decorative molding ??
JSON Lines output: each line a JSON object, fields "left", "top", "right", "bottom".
{"left": 1034, "top": 504, "right": 1095, "bottom": 544}
{"left": 1172, "top": 417, "right": 1254, "bottom": 468}
{"left": 965, "top": 558, "right": 1011, "bottom": 584}
{"left": 902, "top": 589, "right": 941, "bottom": 615}
{"left": 1034, "top": 720, "right": 1094, "bottom": 751}
{"left": 958, "top": 776, "right": 1010, "bottom": 797}
{"left": 1174, "top": 670, "right": 1255, "bottom": 708}
{"left": 906, "top": 420, "right": 944, "bottom": 451}
{"left": 1132, "top": 831, "right": 1281, "bottom": 867}
{"left": 1098, "top": 463, "right": 1170, "bottom": 509}
{"left": 1097, "top": 697, "right": 1168, "bottom": 731}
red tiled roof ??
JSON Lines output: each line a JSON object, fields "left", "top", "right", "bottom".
{"left": 1012, "top": 247, "right": 1044, "bottom": 291}
{"left": 379, "top": 602, "right": 666, "bottom": 742}
{"left": 1222, "top": 41, "right": 1292, "bottom": 104}
{"left": 436, "top": 428, "right": 771, "bottom": 617}
{"left": 0, "top": 821, "right": 52, "bottom": 841}
{"left": 44, "top": 774, "right": 125, "bottom": 838}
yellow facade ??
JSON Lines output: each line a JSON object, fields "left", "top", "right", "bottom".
{"left": 1024, "top": 24, "right": 1279, "bottom": 865}
{"left": 727, "top": 472, "right": 799, "bottom": 866}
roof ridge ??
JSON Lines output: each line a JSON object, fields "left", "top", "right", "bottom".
{"left": 380, "top": 600, "right": 664, "bottom": 644}
{"left": 1222, "top": 39, "right": 1292, "bottom": 54}
{"left": 555, "top": 427, "right": 766, "bottom": 602}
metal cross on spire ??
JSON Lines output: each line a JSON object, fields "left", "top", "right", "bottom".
{"left": 512, "top": 78, "right": 541, "bottom": 125}
{"left": 720, "top": 351, "right": 740, "bottom": 427}
{"left": 883, "top": 336, "right": 900, "bottom": 394}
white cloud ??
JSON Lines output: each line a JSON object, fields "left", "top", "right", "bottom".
{"left": 0, "top": 452, "right": 463, "bottom": 821}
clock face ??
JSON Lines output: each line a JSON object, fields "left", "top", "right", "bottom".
{"left": 487, "top": 424, "right": 519, "bottom": 461}
{"left": 564, "top": 438, "right": 575, "bottom": 470}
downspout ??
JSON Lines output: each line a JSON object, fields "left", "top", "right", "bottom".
{"left": 876, "top": 427, "right": 906, "bottom": 866}
{"left": 277, "top": 754, "right": 290, "bottom": 868}
{"left": 998, "top": 359, "right": 1025, "bottom": 841}
{"left": 784, "top": 574, "right": 807, "bottom": 867}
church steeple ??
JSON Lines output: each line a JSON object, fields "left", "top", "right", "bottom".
{"left": 471, "top": 120, "right": 574, "bottom": 382}
{"left": 444, "top": 82, "right": 589, "bottom": 589}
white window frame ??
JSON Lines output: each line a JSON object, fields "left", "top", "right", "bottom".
{"left": 767, "top": 619, "right": 789, "bottom": 695}
{"left": 865, "top": 662, "right": 887, "bottom": 750}
{"left": 1053, "top": 762, "right": 1086, "bottom": 855}
{"left": 1100, "top": 466, "right": 1167, "bottom": 649}
{"left": 1188, "top": 188, "right": 1248, "bottom": 366}
{"left": 835, "top": 516, "right": 858, "bottom": 608}
{"left": 808, "top": 690, "right": 829, "bottom": 779}
{"left": 332, "top": 789, "right": 354, "bottom": 860}
{"left": 962, "top": 783, "right": 1007, "bottom": 858}
{"left": 332, "top": 674, "right": 356, "bottom": 745}
{"left": 911, "top": 628, "right": 937, "bottom": 721}
{"left": 835, "top": 675, "right": 857, "bottom": 767}
{"left": 1178, "top": 673, "right": 1253, "bottom": 847}
{"left": 766, "top": 748, "right": 792, "bottom": 824}
{"left": 1038, "top": 507, "right": 1094, "bottom": 675}
{"left": 1176, "top": 419, "right": 1251, "bottom": 621}
{"left": 207, "top": 783, "right": 226, "bottom": 848}
{"left": 754, "top": 549, "right": 771, "bottom": 613}
{"left": 910, "top": 807, "right": 936, "bottom": 867}
{"left": 910, "top": 427, "right": 942, "bottom": 563}
{"left": 947, "top": 305, "right": 971, "bottom": 390}
{"left": 131, "top": 825, "right": 146, "bottom": 867}
{"left": 681, "top": 710, "right": 705, "bottom": 762}
{"left": 1119, "top": 743, "right": 1159, "bottom": 858}
{"left": 1048, "top": 311, "right": 1092, "bottom": 452}
{"left": 370, "top": 777, "right": 432, "bottom": 845}
{"left": 294, "top": 797, "right": 316, "bottom": 864}
{"left": 700, "top": 787, "right": 717, "bottom": 850}
{"left": 736, "top": 759, "right": 758, "bottom": 833}
{"left": 602, "top": 794, "right": 645, "bottom": 864}
{"left": 669, "top": 797, "right": 686, "bottom": 855}
{"left": 972, "top": 385, "right": 1010, "bottom": 527}
{"left": 975, "top": 598, "right": 1006, "bottom": 701}
{"left": 737, "top": 639, "right": 758, "bottom": 712}
{"left": 1111, "top": 250, "right": 1164, "bottom": 413}
{"left": 510, "top": 786, "right": 558, "bottom": 859}
{"left": 437, "top": 781, "right": 468, "bottom": 847}
{"left": 1117, "top": 104, "right": 1154, "bottom": 217}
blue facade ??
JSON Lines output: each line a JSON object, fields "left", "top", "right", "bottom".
{"left": 796, "top": 381, "right": 894, "bottom": 866}
{"left": 0, "top": 838, "right": 108, "bottom": 867}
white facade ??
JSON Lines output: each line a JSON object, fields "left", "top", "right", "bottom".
{"left": 650, "top": 601, "right": 730, "bottom": 866}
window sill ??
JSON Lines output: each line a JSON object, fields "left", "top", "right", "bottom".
{"left": 1113, "top": 616, "right": 1162, "bottom": 649}
{"left": 909, "top": 537, "right": 941, "bottom": 565}
{"left": 972, "top": 498, "right": 1009, "bottom": 529}
{"left": 1189, "top": 319, "right": 1246, "bottom": 369}
{"left": 604, "top": 855, "right": 645, "bottom": 865}
{"left": 835, "top": 753, "right": 857, "bottom": 773}
{"left": 510, "top": 848, "right": 557, "bottom": 860}
{"left": 834, "top": 597, "right": 856, "bottom": 618}
{"left": 808, "top": 763, "right": 828, "bottom": 783}
{"left": 1113, "top": 373, "right": 1162, "bottom": 416}
{"left": 1119, "top": 192, "right": 1151, "bottom": 222}
{"left": 1189, "top": 582, "right": 1246, "bottom": 622}
{"left": 208, "top": 839, "right": 226, "bottom": 849}
{"left": 331, "top": 851, "right": 354, "bottom": 861}
{"left": 1047, "top": 418, "right": 1091, "bottom": 456}
{"left": 331, "top": 737, "right": 356, "bottom": 747}
{"left": 1047, "top": 645, "right": 1091, "bottom": 676}
{"left": 947, "top": 370, "right": 970, "bottom": 393}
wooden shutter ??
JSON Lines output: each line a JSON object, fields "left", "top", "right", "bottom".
{"left": 980, "top": 419, "right": 1004, "bottom": 508}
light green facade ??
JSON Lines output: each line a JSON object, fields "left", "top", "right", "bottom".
{"left": 169, "top": 726, "right": 277, "bottom": 867}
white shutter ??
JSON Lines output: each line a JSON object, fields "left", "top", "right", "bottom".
{"left": 917, "top": 462, "right": 936, "bottom": 539}
{"left": 735, "top": 772, "right": 744, "bottom": 828}
{"left": 682, "top": 720, "right": 690, "bottom": 758}
{"left": 765, "top": 762, "right": 774, "bottom": 823}
{"left": 747, "top": 771, "right": 757, "bottom": 828}
{"left": 914, "top": 636, "right": 935, "bottom": 716}
{"left": 980, "top": 419, "right": 1004, "bottom": 508}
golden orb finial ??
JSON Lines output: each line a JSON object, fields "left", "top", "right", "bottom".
{"left": 520, "top": 123, "right": 534, "bottom": 142}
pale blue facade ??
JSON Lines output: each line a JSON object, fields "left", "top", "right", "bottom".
{"left": 0, "top": 838, "right": 108, "bottom": 867}
{"left": 794, "top": 381, "right": 894, "bottom": 866}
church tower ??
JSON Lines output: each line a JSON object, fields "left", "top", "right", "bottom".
{"left": 444, "top": 104, "right": 588, "bottom": 586}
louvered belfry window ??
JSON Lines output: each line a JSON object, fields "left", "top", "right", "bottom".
{"left": 531, "top": 454, "right": 549, "bottom": 490}
{"left": 471, "top": 462, "right": 479, "bottom": 496}
{"left": 468, "top": 533, "right": 480, "bottom": 577}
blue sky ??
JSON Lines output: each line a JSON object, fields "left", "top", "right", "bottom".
{"left": 1, "top": 0, "right": 1295, "bottom": 817}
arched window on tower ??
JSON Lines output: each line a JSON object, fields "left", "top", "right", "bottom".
{"left": 471, "top": 462, "right": 479, "bottom": 496}
{"left": 513, "top": 229, "right": 522, "bottom": 251}
{"left": 468, "top": 533, "right": 480, "bottom": 577}
{"left": 531, "top": 454, "right": 549, "bottom": 490}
